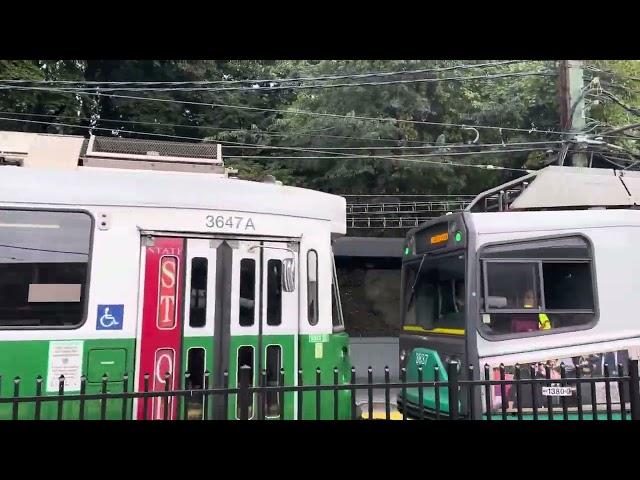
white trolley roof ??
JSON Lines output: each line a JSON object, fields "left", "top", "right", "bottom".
{"left": 0, "top": 131, "right": 346, "bottom": 233}
{"left": 467, "top": 166, "right": 640, "bottom": 212}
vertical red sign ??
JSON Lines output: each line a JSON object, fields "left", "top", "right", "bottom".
{"left": 137, "top": 238, "right": 184, "bottom": 420}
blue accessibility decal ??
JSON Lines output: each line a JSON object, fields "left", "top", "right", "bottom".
{"left": 96, "top": 305, "right": 124, "bottom": 330}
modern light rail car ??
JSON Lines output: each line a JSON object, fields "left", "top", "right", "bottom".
{"left": 398, "top": 167, "right": 640, "bottom": 419}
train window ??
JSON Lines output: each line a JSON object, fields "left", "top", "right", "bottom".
{"left": 307, "top": 250, "right": 319, "bottom": 325}
{"left": 189, "top": 257, "right": 207, "bottom": 328}
{"left": 267, "top": 259, "right": 282, "bottom": 326}
{"left": 265, "top": 345, "right": 282, "bottom": 417}
{"left": 236, "top": 346, "right": 254, "bottom": 418}
{"left": 480, "top": 235, "right": 596, "bottom": 337}
{"left": 331, "top": 252, "right": 344, "bottom": 330}
{"left": 403, "top": 268, "right": 419, "bottom": 325}
{"left": 543, "top": 262, "right": 594, "bottom": 310}
{"left": 485, "top": 263, "right": 540, "bottom": 310}
{"left": 0, "top": 209, "right": 91, "bottom": 328}
{"left": 186, "top": 348, "right": 206, "bottom": 419}
{"left": 402, "top": 254, "right": 465, "bottom": 331}
{"left": 239, "top": 259, "right": 256, "bottom": 327}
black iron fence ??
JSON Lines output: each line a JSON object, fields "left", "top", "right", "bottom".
{"left": 1, "top": 360, "right": 638, "bottom": 420}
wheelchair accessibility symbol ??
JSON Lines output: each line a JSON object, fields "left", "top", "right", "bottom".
{"left": 96, "top": 305, "right": 124, "bottom": 330}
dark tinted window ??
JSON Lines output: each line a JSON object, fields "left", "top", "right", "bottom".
{"left": 307, "top": 250, "right": 319, "bottom": 325}
{"left": 186, "top": 348, "right": 206, "bottom": 418}
{"left": 189, "top": 258, "right": 207, "bottom": 327}
{"left": 265, "top": 345, "right": 282, "bottom": 417}
{"left": 543, "top": 262, "right": 594, "bottom": 310}
{"left": 267, "top": 259, "right": 282, "bottom": 326}
{"left": 0, "top": 210, "right": 91, "bottom": 328}
{"left": 236, "top": 346, "right": 254, "bottom": 418}
{"left": 239, "top": 259, "right": 255, "bottom": 326}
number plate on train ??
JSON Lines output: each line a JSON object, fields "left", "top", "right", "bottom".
{"left": 541, "top": 386, "right": 572, "bottom": 396}
{"left": 205, "top": 215, "right": 255, "bottom": 231}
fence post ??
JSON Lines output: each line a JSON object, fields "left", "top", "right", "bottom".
{"left": 350, "top": 367, "right": 357, "bottom": 420}
{"left": 238, "top": 365, "right": 251, "bottom": 421}
{"left": 315, "top": 367, "right": 322, "bottom": 421}
{"left": 629, "top": 359, "right": 640, "bottom": 421}
{"left": 447, "top": 361, "right": 459, "bottom": 420}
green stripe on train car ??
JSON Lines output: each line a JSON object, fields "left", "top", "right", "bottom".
{"left": 299, "top": 332, "right": 352, "bottom": 420}
{"left": 0, "top": 333, "right": 354, "bottom": 420}
{"left": 226, "top": 334, "right": 296, "bottom": 419}
{"left": 0, "top": 338, "right": 136, "bottom": 420}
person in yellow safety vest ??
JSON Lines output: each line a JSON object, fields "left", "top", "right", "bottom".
{"left": 523, "top": 289, "right": 551, "bottom": 330}
{"left": 538, "top": 313, "right": 551, "bottom": 330}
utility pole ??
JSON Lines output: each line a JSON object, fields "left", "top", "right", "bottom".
{"left": 558, "top": 60, "right": 588, "bottom": 167}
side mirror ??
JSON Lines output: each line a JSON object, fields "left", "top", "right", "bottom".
{"left": 282, "top": 258, "right": 296, "bottom": 292}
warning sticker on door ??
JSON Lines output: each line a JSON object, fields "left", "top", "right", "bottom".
{"left": 309, "top": 334, "right": 329, "bottom": 343}
{"left": 47, "top": 341, "right": 84, "bottom": 392}
{"left": 315, "top": 342, "right": 324, "bottom": 359}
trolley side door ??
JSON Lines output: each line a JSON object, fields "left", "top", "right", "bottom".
{"left": 227, "top": 240, "right": 261, "bottom": 419}
{"left": 259, "top": 241, "right": 298, "bottom": 419}
{"left": 182, "top": 238, "right": 216, "bottom": 419}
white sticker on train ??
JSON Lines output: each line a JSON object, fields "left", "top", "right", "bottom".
{"left": 46, "top": 341, "right": 84, "bottom": 392}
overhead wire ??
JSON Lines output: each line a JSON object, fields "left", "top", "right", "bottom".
{"left": 0, "top": 71, "right": 556, "bottom": 93}
{"left": 221, "top": 140, "right": 563, "bottom": 151}
{"left": 224, "top": 148, "right": 556, "bottom": 160}
{"left": 0, "top": 110, "right": 366, "bottom": 139}
{"left": 0, "top": 116, "right": 558, "bottom": 157}
{"left": 8, "top": 62, "right": 640, "bottom": 173}
{"left": 0, "top": 111, "right": 552, "bottom": 146}
{"left": 585, "top": 65, "right": 640, "bottom": 83}
{"left": 0, "top": 116, "right": 540, "bottom": 172}
{"left": 0, "top": 84, "right": 570, "bottom": 137}
{"left": 0, "top": 60, "right": 538, "bottom": 86}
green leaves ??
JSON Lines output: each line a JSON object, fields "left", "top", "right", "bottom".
{"left": 2, "top": 59, "right": 638, "bottom": 195}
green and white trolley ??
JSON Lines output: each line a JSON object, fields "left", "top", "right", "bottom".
{"left": 0, "top": 132, "right": 352, "bottom": 420}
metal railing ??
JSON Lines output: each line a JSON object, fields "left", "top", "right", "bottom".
{"left": 346, "top": 199, "right": 473, "bottom": 215}
{"left": 347, "top": 216, "right": 435, "bottom": 229}
{"left": 1, "top": 359, "right": 638, "bottom": 420}
{"left": 344, "top": 195, "right": 474, "bottom": 230}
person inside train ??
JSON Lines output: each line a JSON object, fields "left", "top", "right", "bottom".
{"left": 510, "top": 289, "right": 551, "bottom": 333}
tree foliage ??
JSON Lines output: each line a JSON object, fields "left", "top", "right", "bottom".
{"left": 0, "top": 59, "right": 638, "bottom": 195}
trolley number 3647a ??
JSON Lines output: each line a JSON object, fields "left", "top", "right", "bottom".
{"left": 206, "top": 215, "right": 256, "bottom": 231}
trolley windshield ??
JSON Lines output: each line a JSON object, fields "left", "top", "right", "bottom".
{"left": 403, "top": 253, "right": 465, "bottom": 331}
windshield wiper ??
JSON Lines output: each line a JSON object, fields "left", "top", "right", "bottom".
{"left": 407, "top": 254, "right": 427, "bottom": 307}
